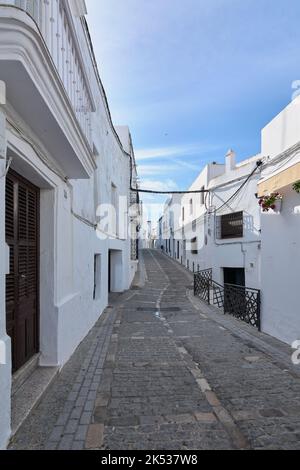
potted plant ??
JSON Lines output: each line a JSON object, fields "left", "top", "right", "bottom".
{"left": 258, "top": 192, "right": 283, "bottom": 213}
{"left": 293, "top": 180, "right": 300, "bottom": 194}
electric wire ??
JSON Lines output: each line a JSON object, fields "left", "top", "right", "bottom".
{"left": 214, "top": 160, "right": 263, "bottom": 213}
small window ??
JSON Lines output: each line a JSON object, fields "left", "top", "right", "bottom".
{"left": 182, "top": 207, "right": 185, "bottom": 221}
{"left": 190, "top": 199, "right": 193, "bottom": 215}
{"left": 93, "top": 254, "right": 101, "bottom": 300}
{"left": 200, "top": 186, "right": 205, "bottom": 205}
{"left": 220, "top": 212, "right": 243, "bottom": 239}
{"left": 192, "top": 219, "right": 197, "bottom": 232}
{"left": 191, "top": 237, "right": 198, "bottom": 254}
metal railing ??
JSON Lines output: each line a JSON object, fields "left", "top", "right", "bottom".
{"left": 194, "top": 269, "right": 212, "bottom": 304}
{"left": 194, "top": 269, "right": 261, "bottom": 330}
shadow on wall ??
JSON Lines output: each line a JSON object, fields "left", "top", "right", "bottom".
{"left": 243, "top": 212, "right": 261, "bottom": 239}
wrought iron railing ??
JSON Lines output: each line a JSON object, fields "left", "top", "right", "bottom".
{"left": 194, "top": 269, "right": 212, "bottom": 304}
{"left": 194, "top": 269, "right": 261, "bottom": 330}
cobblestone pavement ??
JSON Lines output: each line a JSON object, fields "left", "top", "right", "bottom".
{"left": 10, "top": 250, "right": 300, "bottom": 450}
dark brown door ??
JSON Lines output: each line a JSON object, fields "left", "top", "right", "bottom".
{"left": 223, "top": 268, "right": 246, "bottom": 317}
{"left": 5, "top": 170, "right": 39, "bottom": 373}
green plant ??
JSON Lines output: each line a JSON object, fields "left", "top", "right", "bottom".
{"left": 258, "top": 192, "right": 282, "bottom": 212}
{"left": 293, "top": 180, "right": 300, "bottom": 193}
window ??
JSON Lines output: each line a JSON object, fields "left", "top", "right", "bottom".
{"left": 220, "top": 212, "right": 243, "bottom": 239}
{"left": 182, "top": 207, "right": 185, "bottom": 221}
{"left": 93, "top": 254, "right": 101, "bottom": 300}
{"left": 191, "top": 237, "right": 198, "bottom": 254}
{"left": 190, "top": 199, "right": 193, "bottom": 215}
{"left": 200, "top": 186, "right": 205, "bottom": 205}
{"left": 192, "top": 219, "right": 197, "bottom": 232}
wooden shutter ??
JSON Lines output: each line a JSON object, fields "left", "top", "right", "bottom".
{"left": 5, "top": 170, "right": 39, "bottom": 372}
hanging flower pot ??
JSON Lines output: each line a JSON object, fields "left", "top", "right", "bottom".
{"left": 258, "top": 192, "right": 283, "bottom": 213}
{"left": 293, "top": 180, "right": 300, "bottom": 194}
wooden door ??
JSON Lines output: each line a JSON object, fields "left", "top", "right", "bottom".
{"left": 5, "top": 170, "right": 39, "bottom": 373}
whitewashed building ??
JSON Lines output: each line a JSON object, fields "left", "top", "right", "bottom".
{"left": 159, "top": 151, "right": 262, "bottom": 288}
{"left": 0, "top": 0, "right": 138, "bottom": 448}
{"left": 158, "top": 97, "right": 300, "bottom": 348}
{"left": 160, "top": 194, "right": 181, "bottom": 258}
{"left": 258, "top": 97, "right": 300, "bottom": 345}
{"left": 205, "top": 152, "right": 262, "bottom": 289}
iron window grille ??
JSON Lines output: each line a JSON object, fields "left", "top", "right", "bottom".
{"left": 220, "top": 211, "right": 243, "bottom": 239}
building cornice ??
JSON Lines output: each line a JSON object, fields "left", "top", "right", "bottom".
{"left": 0, "top": 8, "right": 97, "bottom": 177}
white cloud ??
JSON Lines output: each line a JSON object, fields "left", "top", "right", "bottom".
{"left": 138, "top": 164, "right": 183, "bottom": 176}
{"left": 140, "top": 179, "right": 178, "bottom": 192}
{"left": 137, "top": 159, "right": 205, "bottom": 177}
{"left": 136, "top": 146, "right": 185, "bottom": 160}
{"left": 135, "top": 143, "right": 219, "bottom": 161}
{"left": 175, "top": 159, "right": 205, "bottom": 171}
{"left": 141, "top": 200, "right": 167, "bottom": 229}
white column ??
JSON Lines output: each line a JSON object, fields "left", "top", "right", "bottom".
{"left": 0, "top": 108, "right": 12, "bottom": 449}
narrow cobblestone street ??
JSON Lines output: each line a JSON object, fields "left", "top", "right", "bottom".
{"left": 9, "top": 250, "right": 300, "bottom": 450}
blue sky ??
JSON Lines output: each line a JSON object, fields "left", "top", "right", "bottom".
{"left": 86, "top": 0, "right": 300, "bottom": 219}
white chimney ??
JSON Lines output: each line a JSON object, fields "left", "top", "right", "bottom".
{"left": 226, "top": 149, "right": 236, "bottom": 172}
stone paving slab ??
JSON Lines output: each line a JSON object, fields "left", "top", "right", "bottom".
{"left": 9, "top": 306, "right": 118, "bottom": 450}
{"left": 9, "top": 250, "right": 300, "bottom": 450}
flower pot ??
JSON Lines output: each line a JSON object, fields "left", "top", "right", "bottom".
{"left": 261, "top": 199, "right": 282, "bottom": 214}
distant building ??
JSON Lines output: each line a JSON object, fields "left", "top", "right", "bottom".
{"left": 258, "top": 97, "right": 300, "bottom": 345}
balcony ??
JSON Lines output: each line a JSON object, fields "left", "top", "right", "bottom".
{"left": 0, "top": 1, "right": 96, "bottom": 178}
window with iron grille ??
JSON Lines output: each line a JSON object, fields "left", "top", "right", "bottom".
{"left": 220, "top": 212, "right": 243, "bottom": 239}
{"left": 191, "top": 237, "right": 198, "bottom": 254}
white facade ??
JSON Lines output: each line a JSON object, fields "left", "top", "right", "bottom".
{"left": 258, "top": 97, "right": 300, "bottom": 345}
{"left": 158, "top": 152, "right": 262, "bottom": 288}
{"left": 160, "top": 195, "right": 181, "bottom": 258}
{"left": 0, "top": 0, "right": 138, "bottom": 448}
{"left": 206, "top": 153, "right": 262, "bottom": 288}
{"left": 157, "top": 97, "right": 300, "bottom": 349}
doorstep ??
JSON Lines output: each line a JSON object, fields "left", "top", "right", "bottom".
{"left": 11, "top": 358, "right": 59, "bottom": 436}
{"left": 12, "top": 354, "right": 40, "bottom": 397}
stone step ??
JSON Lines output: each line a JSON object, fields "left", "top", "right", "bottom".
{"left": 11, "top": 366, "right": 59, "bottom": 436}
